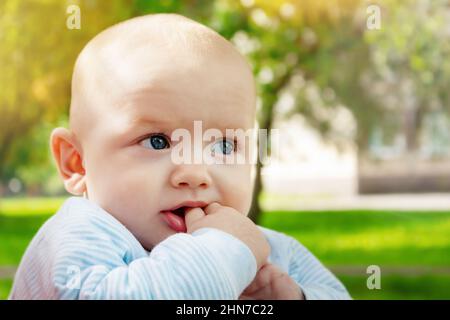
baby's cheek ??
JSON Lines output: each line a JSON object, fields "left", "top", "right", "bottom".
{"left": 219, "top": 165, "right": 253, "bottom": 214}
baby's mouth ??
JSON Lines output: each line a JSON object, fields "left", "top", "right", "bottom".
{"left": 161, "top": 201, "right": 208, "bottom": 233}
{"left": 161, "top": 207, "right": 188, "bottom": 233}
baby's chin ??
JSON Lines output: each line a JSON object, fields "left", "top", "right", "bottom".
{"left": 137, "top": 223, "right": 180, "bottom": 252}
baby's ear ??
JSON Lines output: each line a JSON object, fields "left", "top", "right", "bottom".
{"left": 50, "top": 127, "right": 86, "bottom": 196}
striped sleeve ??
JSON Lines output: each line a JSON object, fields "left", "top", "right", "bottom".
{"left": 286, "top": 236, "right": 351, "bottom": 300}
{"left": 53, "top": 227, "right": 257, "bottom": 300}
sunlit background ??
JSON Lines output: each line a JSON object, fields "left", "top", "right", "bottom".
{"left": 1, "top": 0, "right": 449, "bottom": 299}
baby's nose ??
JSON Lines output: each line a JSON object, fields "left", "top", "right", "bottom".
{"left": 170, "top": 165, "right": 212, "bottom": 189}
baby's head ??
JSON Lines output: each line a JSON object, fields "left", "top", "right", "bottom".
{"left": 51, "top": 14, "right": 257, "bottom": 250}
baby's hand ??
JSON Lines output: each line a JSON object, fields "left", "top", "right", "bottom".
{"left": 185, "top": 203, "right": 270, "bottom": 270}
{"left": 239, "top": 263, "right": 304, "bottom": 300}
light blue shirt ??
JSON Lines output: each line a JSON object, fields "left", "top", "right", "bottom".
{"left": 9, "top": 197, "right": 350, "bottom": 300}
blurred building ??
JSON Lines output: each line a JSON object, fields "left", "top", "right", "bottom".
{"left": 360, "top": 110, "right": 450, "bottom": 193}
{"left": 263, "top": 110, "right": 450, "bottom": 196}
{"left": 263, "top": 114, "right": 357, "bottom": 196}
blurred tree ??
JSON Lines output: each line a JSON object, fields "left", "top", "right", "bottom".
{"left": 0, "top": 0, "right": 133, "bottom": 191}
{"left": 363, "top": 0, "right": 450, "bottom": 157}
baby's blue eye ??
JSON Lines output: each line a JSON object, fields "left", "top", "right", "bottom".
{"left": 211, "top": 139, "right": 235, "bottom": 155}
{"left": 140, "top": 134, "right": 170, "bottom": 150}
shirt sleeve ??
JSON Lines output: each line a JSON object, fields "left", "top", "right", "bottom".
{"left": 286, "top": 236, "right": 351, "bottom": 300}
{"left": 53, "top": 227, "right": 257, "bottom": 300}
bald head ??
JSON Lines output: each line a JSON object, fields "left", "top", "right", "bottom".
{"left": 69, "top": 13, "right": 255, "bottom": 142}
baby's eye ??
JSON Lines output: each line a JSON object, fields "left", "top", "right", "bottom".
{"left": 140, "top": 134, "right": 170, "bottom": 150}
{"left": 211, "top": 138, "right": 236, "bottom": 155}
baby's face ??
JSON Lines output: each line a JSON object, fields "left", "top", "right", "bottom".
{"left": 79, "top": 44, "right": 256, "bottom": 250}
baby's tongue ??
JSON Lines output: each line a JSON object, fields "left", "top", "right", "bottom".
{"left": 163, "top": 211, "right": 187, "bottom": 233}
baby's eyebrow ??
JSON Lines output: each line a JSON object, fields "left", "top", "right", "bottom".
{"left": 119, "top": 117, "right": 172, "bottom": 137}
{"left": 125, "top": 114, "right": 249, "bottom": 135}
{"left": 128, "top": 116, "right": 172, "bottom": 129}
{"left": 132, "top": 117, "right": 162, "bottom": 126}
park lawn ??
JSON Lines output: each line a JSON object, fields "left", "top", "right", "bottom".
{"left": 0, "top": 279, "right": 12, "bottom": 300}
{"left": 260, "top": 210, "right": 450, "bottom": 266}
{"left": 1, "top": 197, "right": 450, "bottom": 299}
{"left": 0, "top": 197, "right": 66, "bottom": 216}
{"left": 338, "top": 274, "right": 450, "bottom": 299}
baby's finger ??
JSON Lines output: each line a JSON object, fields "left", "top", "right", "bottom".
{"left": 203, "top": 202, "right": 222, "bottom": 215}
{"left": 242, "top": 263, "right": 277, "bottom": 295}
{"left": 241, "top": 284, "right": 273, "bottom": 300}
{"left": 185, "top": 207, "right": 205, "bottom": 227}
{"left": 272, "top": 273, "right": 304, "bottom": 300}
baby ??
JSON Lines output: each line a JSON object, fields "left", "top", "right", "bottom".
{"left": 9, "top": 14, "right": 350, "bottom": 300}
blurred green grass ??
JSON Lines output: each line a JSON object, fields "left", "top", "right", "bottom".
{"left": 1, "top": 197, "right": 450, "bottom": 299}
{"left": 0, "top": 197, "right": 66, "bottom": 216}
{"left": 338, "top": 275, "right": 450, "bottom": 300}
{"left": 260, "top": 210, "right": 450, "bottom": 266}
{"left": 0, "top": 279, "right": 12, "bottom": 300}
